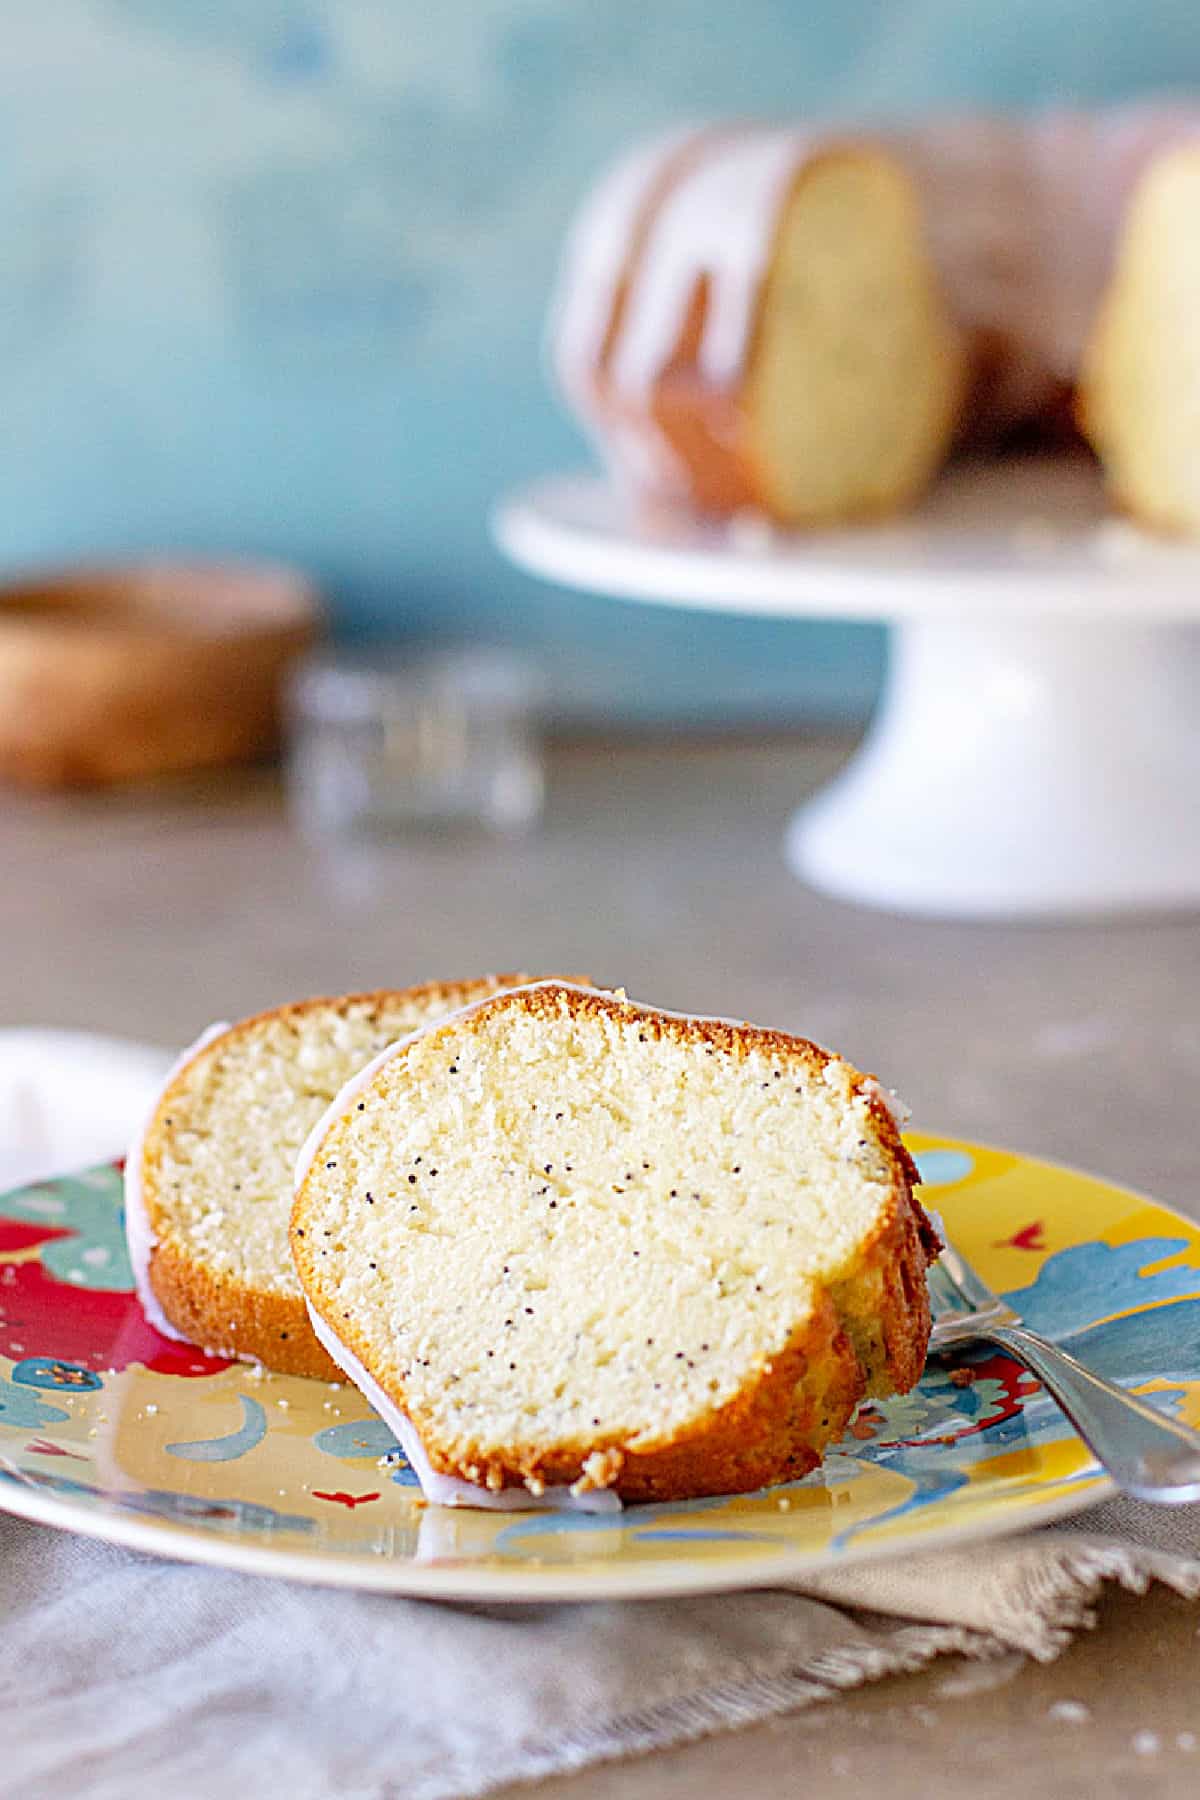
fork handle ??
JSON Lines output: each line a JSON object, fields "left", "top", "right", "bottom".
{"left": 987, "top": 1322, "right": 1200, "bottom": 1504}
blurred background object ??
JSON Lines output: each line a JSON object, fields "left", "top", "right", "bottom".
{"left": 0, "top": 562, "right": 319, "bottom": 787}
{"left": 7, "top": 1, "right": 1200, "bottom": 731}
{"left": 0, "top": 1030, "right": 172, "bottom": 1187}
{"left": 286, "top": 646, "right": 544, "bottom": 839}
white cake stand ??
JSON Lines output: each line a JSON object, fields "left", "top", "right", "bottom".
{"left": 493, "top": 458, "right": 1200, "bottom": 919}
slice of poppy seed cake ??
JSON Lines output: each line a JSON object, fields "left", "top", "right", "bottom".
{"left": 291, "top": 981, "right": 937, "bottom": 1502}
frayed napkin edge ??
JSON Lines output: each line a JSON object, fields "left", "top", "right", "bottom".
{"left": 413, "top": 1537, "right": 1200, "bottom": 1800}
{"left": 413, "top": 1618, "right": 1002, "bottom": 1800}
{"left": 799, "top": 1535, "right": 1200, "bottom": 1662}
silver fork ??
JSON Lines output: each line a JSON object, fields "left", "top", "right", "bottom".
{"left": 928, "top": 1239, "right": 1200, "bottom": 1504}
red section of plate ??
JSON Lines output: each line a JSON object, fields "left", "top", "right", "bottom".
{"left": 0, "top": 1247, "right": 230, "bottom": 1378}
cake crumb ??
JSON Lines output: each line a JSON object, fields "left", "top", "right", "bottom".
{"left": 935, "top": 1654, "right": 1024, "bottom": 1700}
{"left": 571, "top": 1448, "right": 625, "bottom": 1494}
{"left": 1048, "top": 1701, "right": 1091, "bottom": 1725}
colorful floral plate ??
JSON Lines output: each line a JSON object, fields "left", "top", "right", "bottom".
{"left": 2, "top": 1135, "right": 1199, "bottom": 1601}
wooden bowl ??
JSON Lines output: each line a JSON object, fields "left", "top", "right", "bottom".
{"left": 0, "top": 561, "right": 321, "bottom": 788}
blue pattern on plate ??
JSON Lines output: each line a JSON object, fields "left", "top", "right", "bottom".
{"left": 914, "top": 1149, "right": 975, "bottom": 1188}
{"left": 1004, "top": 1239, "right": 1200, "bottom": 1338}
{"left": 12, "top": 1466, "right": 316, "bottom": 1534}
{"left": 2, "top": 1166, "right": 133, "bottom": 1292}
{"left": 314, "top": 1418, "right": 400, "bottom": 1460}
{"left": 633, "top": 1528, "right": 785, "bottom": 1545}
{"left": 166, "top": 1395, "right": 268, "bottom": 1462}
{"left": 311, "top": 1417, "right": 419, "bottom": 1484}
{"left": 0, "top": 1376, "right": 70, "bottom": 1429}
{"left": 11, "top": 1357, "right": 103, "bottom": 1393}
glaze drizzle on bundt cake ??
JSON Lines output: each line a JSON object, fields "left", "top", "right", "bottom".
{"left": 550, "top": 106, "right": 1200, "bottom": 532}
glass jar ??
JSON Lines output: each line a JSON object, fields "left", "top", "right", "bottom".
{"left": 285, "top": 646, "right": 545, "bottom": 840}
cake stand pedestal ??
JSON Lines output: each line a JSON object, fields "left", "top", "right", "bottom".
{"left": 493, "top": 459, "right": 1200, "bottom": 919}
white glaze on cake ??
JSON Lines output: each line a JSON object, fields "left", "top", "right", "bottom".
{"left": 123, "top": 1022, "right": 231, "bottom": 1343}
{"left": 551, "top": 104, "right": 1200, "bottom": 485}
{"left": 548, "top": 124, "right": 715, "bottom": 495}
{"left": 550, "top": 124, "right": 702, "bottom": 411}
{"left": 611, "top": 126, "right": 821, "bottom": 396}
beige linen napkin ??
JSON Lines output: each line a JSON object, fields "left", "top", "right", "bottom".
{"left": 2, "top": 1498, "right": 1198, "bottom": 1800}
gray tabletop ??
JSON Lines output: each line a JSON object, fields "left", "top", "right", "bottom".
{"left": 8, "top": 736, "right": 1200, "bottom": 1797}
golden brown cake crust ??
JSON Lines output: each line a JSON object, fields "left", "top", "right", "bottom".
{"left": 145, "top": 1234, "right": 339, "bottom": 1379}
{"left": 293, "top": 982, "right": 938, "bottom": 1499}
{"left": 139, "top": 976, "right": 546, "bottom": 1379}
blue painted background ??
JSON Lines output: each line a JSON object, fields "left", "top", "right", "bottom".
{"left": 4, "top": 3, "right": 1199, "bottom": 722}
